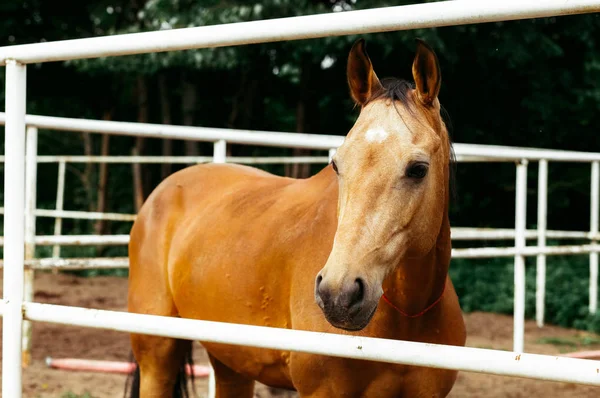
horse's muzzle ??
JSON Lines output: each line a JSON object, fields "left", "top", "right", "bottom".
{"left": 314, "top": 273, "right": 378, "bottom": 331}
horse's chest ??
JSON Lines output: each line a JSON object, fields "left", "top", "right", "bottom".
{"left": 290, "top": 353, "right": 456, "bottom": 398}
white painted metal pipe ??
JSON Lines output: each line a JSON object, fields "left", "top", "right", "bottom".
{"left": 4, "top": 112, "right": 600, "bottom": 162}
{"left": 229, "top": 156, "right": 329, "bottom": 165}
{"left": 0, "top": 208, "right": 137, "bottom": 222}
{"left": 22, "top": 126, "right": 37, "bottom": 367}
{"left": 2, "top": 60, "right": 27, "bottom": 398}
{"left": 41, "top": 209, "right": 134, "bottom": 221}
{"left": 590, "top": 161, "right": 599, "bottom": 313}
{"left": 213, "top": 140, "right": 227, "bottom": 164}
{"left": 208, "top": 365, "right": 216, "bottom": 398}
{"left": 1, "top": 243, "right": 598, "bottom": 271}
{"left": 52, "top": 160, "right": 66, "bottom": 258}
{"left": 0, "top": 234, "right": 130, "bottom": 247}
{"left": 536, "top": 160, "right": 548, "bottom": 327}
{"left": 0, "top": 257, "right": 130, "bottom": 270}
{"left": 450, "top": 227, "right": 595, "bottom": 240}
{"left": 19, "top": 302, "right": 600, "bottom": 386}
{"left": 514, "top": 160, "right": 528, "bottom": 353}
{"left": 0, "top": 242, "right": 598, "bottom": 272}
{"left": 328, "top": 148, "right": 337, "bottom": 162}
{"left": 0, "top": 228, "right": 596, "bottom": 247}
{"left": 2, "top": 0, "right": 600, "bottom": 65}
{"left": 29, "top": 155, "right": 213, "bottom": 164}
{"left": 455, "top": 143, "right": 600, "bottom": 163}
{"left": 452, "top": 244, "right": 600, "bottom": 258}
{"left": 0, "top": 113, "right": 345, "bottom": 150}
{"left": 0, "top": 152, "right": 563, "bottom": 165}
{"left": 0, "top": 155, "right": 329, "bottom": 164}
{"left": 454, "top": 155, "right": 516, "bottom": 163}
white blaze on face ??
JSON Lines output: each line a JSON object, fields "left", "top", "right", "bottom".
{"left": 364, "top": 127, "right": 389, "bottom": 143}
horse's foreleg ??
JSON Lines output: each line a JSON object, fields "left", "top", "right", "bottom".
{"left": 209, "top": 353, "right": 255, "bottom": 398}
{"left": 131, "top": 333, "right": 192, "bottom": 398}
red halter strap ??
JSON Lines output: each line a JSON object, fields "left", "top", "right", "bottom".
{"left": 381, "top": 283, "right": 446, "bottom": 318}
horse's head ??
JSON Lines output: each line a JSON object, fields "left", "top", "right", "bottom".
{"left": 315, "top": 39, "right": 452, "bottom": 331}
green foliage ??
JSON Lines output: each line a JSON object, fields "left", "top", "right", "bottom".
{"left": 61, "top": 392, "right": 94, "bottom": 398}
{"left": 535, "top": 336, "right": 600, "bottom": 353}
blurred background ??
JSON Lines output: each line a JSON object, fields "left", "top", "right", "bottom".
{"left": 2, "top": 0, "right": 600, "bottom": 373}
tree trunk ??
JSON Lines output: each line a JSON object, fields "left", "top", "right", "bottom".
{"left": 94, "top": 114, "right": 111, "bottom": 237}
{"left": 132, "top": 76, "right": 148, "bottom": 212}
{"left": 289, "top": 55, "right": 313, "bottom": 179}
{"left": 289, "top": 101, "right": 310, "bottom": 178}
{"left": 81, "top": 132, "right": 95, "bottom": 211}
{"left": 132, "top": 147, "right": 144, "bottom": 212}
{"left": 182, "top": 74, "right": 199, "bottom": 156}
{"left": 94, "top": 111, "right": 112, "bottom": 256}
{"left": 96, "top": 135, "right": 110, "bottom": 223}
{"left": 158, "top": 74, "right": 173, "bottom": 178}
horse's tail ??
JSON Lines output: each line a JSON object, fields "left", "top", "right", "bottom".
{"left": 125, "top": 343, "right": 196, "bottom": 398}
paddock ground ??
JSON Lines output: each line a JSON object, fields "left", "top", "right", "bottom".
{"left": 1, "top": 272, "right": 599, "bottom": 397}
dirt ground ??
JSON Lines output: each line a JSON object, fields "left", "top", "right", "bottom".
{"left": 1, "top": 272, "right": 600, "bottom": 398}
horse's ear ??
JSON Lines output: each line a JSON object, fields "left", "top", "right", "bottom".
{"left": 412, "top": 39, "right": 441, "bottom": 106}
{"left": 347, "top": 39, "right": 382, "bottom": 106}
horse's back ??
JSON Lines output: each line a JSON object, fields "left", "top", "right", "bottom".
{"left": 128, "top": 163, "right": 291, "bottom": 310}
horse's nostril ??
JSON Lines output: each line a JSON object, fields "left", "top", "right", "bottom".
{"left": 347, "top": 278, "right": 365, "bottom": 311}
{"left": 316, "top": 274, "right": 331, "bottom": 306}
{"left": 353, "top": 278, "right": 365, "bottom": 304}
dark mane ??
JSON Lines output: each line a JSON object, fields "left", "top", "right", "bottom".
{"left": 365, "top": 77, "right": 457, "bottom": 201}
{"left": 368, "top": 77, "right": 416, "bottom": 107}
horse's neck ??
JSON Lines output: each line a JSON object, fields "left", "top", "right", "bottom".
{"left": 382, "top": 214, "right": 451, "bottom": 317}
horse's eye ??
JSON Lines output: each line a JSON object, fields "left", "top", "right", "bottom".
{"left": 406, "top": 163, "right": 429, "bottom": 179}
{"left": 331, "top": 160, "right": 339, "bottom": 174}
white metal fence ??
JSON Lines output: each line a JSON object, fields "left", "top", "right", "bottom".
{"left": 3, "top": 1, "right": 600, "bottom": 396}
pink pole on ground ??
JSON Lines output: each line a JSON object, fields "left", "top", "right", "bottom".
{"left": 45, "top": 357, "right": 211, "bottom": 377}
{"left": 563, "top": 351, "right": 600, "bottom": 360}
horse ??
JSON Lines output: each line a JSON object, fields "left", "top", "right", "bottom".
{"left": 126, "top": 38, "right": 466, "bottom": 398}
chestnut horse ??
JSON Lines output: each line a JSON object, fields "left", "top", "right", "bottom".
{"left": 127, "top": 39, "right": 466, "bottom": 398}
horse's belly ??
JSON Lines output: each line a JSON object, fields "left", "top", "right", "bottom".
{"left": 202, "top": 341, "right": 295, "bottom": 390}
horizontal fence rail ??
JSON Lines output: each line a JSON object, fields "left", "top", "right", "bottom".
{"left": 5, "top": 113, "right": 600, "bottom": 161}
{"left": 452, "top": 227, "right": 600, "bottom": 240}
{"left": 0, "top": 235, "right": 130, "bottom": 247}
{"left": 1, "top": 0, "right": 600, "bottom": 65}
{"left": 10, "top": 301, "right": 600, "bottom": 386}
{"left": 0, "top": 258, "right": 130, "bottom": 270}
{"left": 0, "top": 207, "right": 136, "bottom": 222}
{"left": 1, "top": 228, "right": 597, "bottom": 248}
{"left": 0, "top": 155, "right": 331, "bottom": 165}
{"left": 0, "top": 113, "right": 344, "bottom": 150}
{"left": 2, "top": 244, "right": 600, "bottom": 271}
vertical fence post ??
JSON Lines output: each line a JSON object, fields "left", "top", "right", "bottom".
{"left": 3, "top": 59, "right": 27, "bottom": 398}
{"left": 22, "top": 126, "right": 38, "bottom": 367}
{"left": 208, "top": 366, "right": 216, "bottom": 398}
{"left": 514, "top": 159, "right": 528, "bottom": 353}
{"left": 328, "top": 148, "right": 336, "bottom": 162}
{"left": 590, "top": 161, "right": 599, "bottom": 314}
{"left": 536, "top": 160, "right": 548, "bottom": 327}
{"left": 213, "top": 140, "right": 226, "bottom": 164}
{"left": 209, "top": 140, "right": 224, "bottom": 398}
{"left": 52, "top": 160, "right": 66, "bottom": 259}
